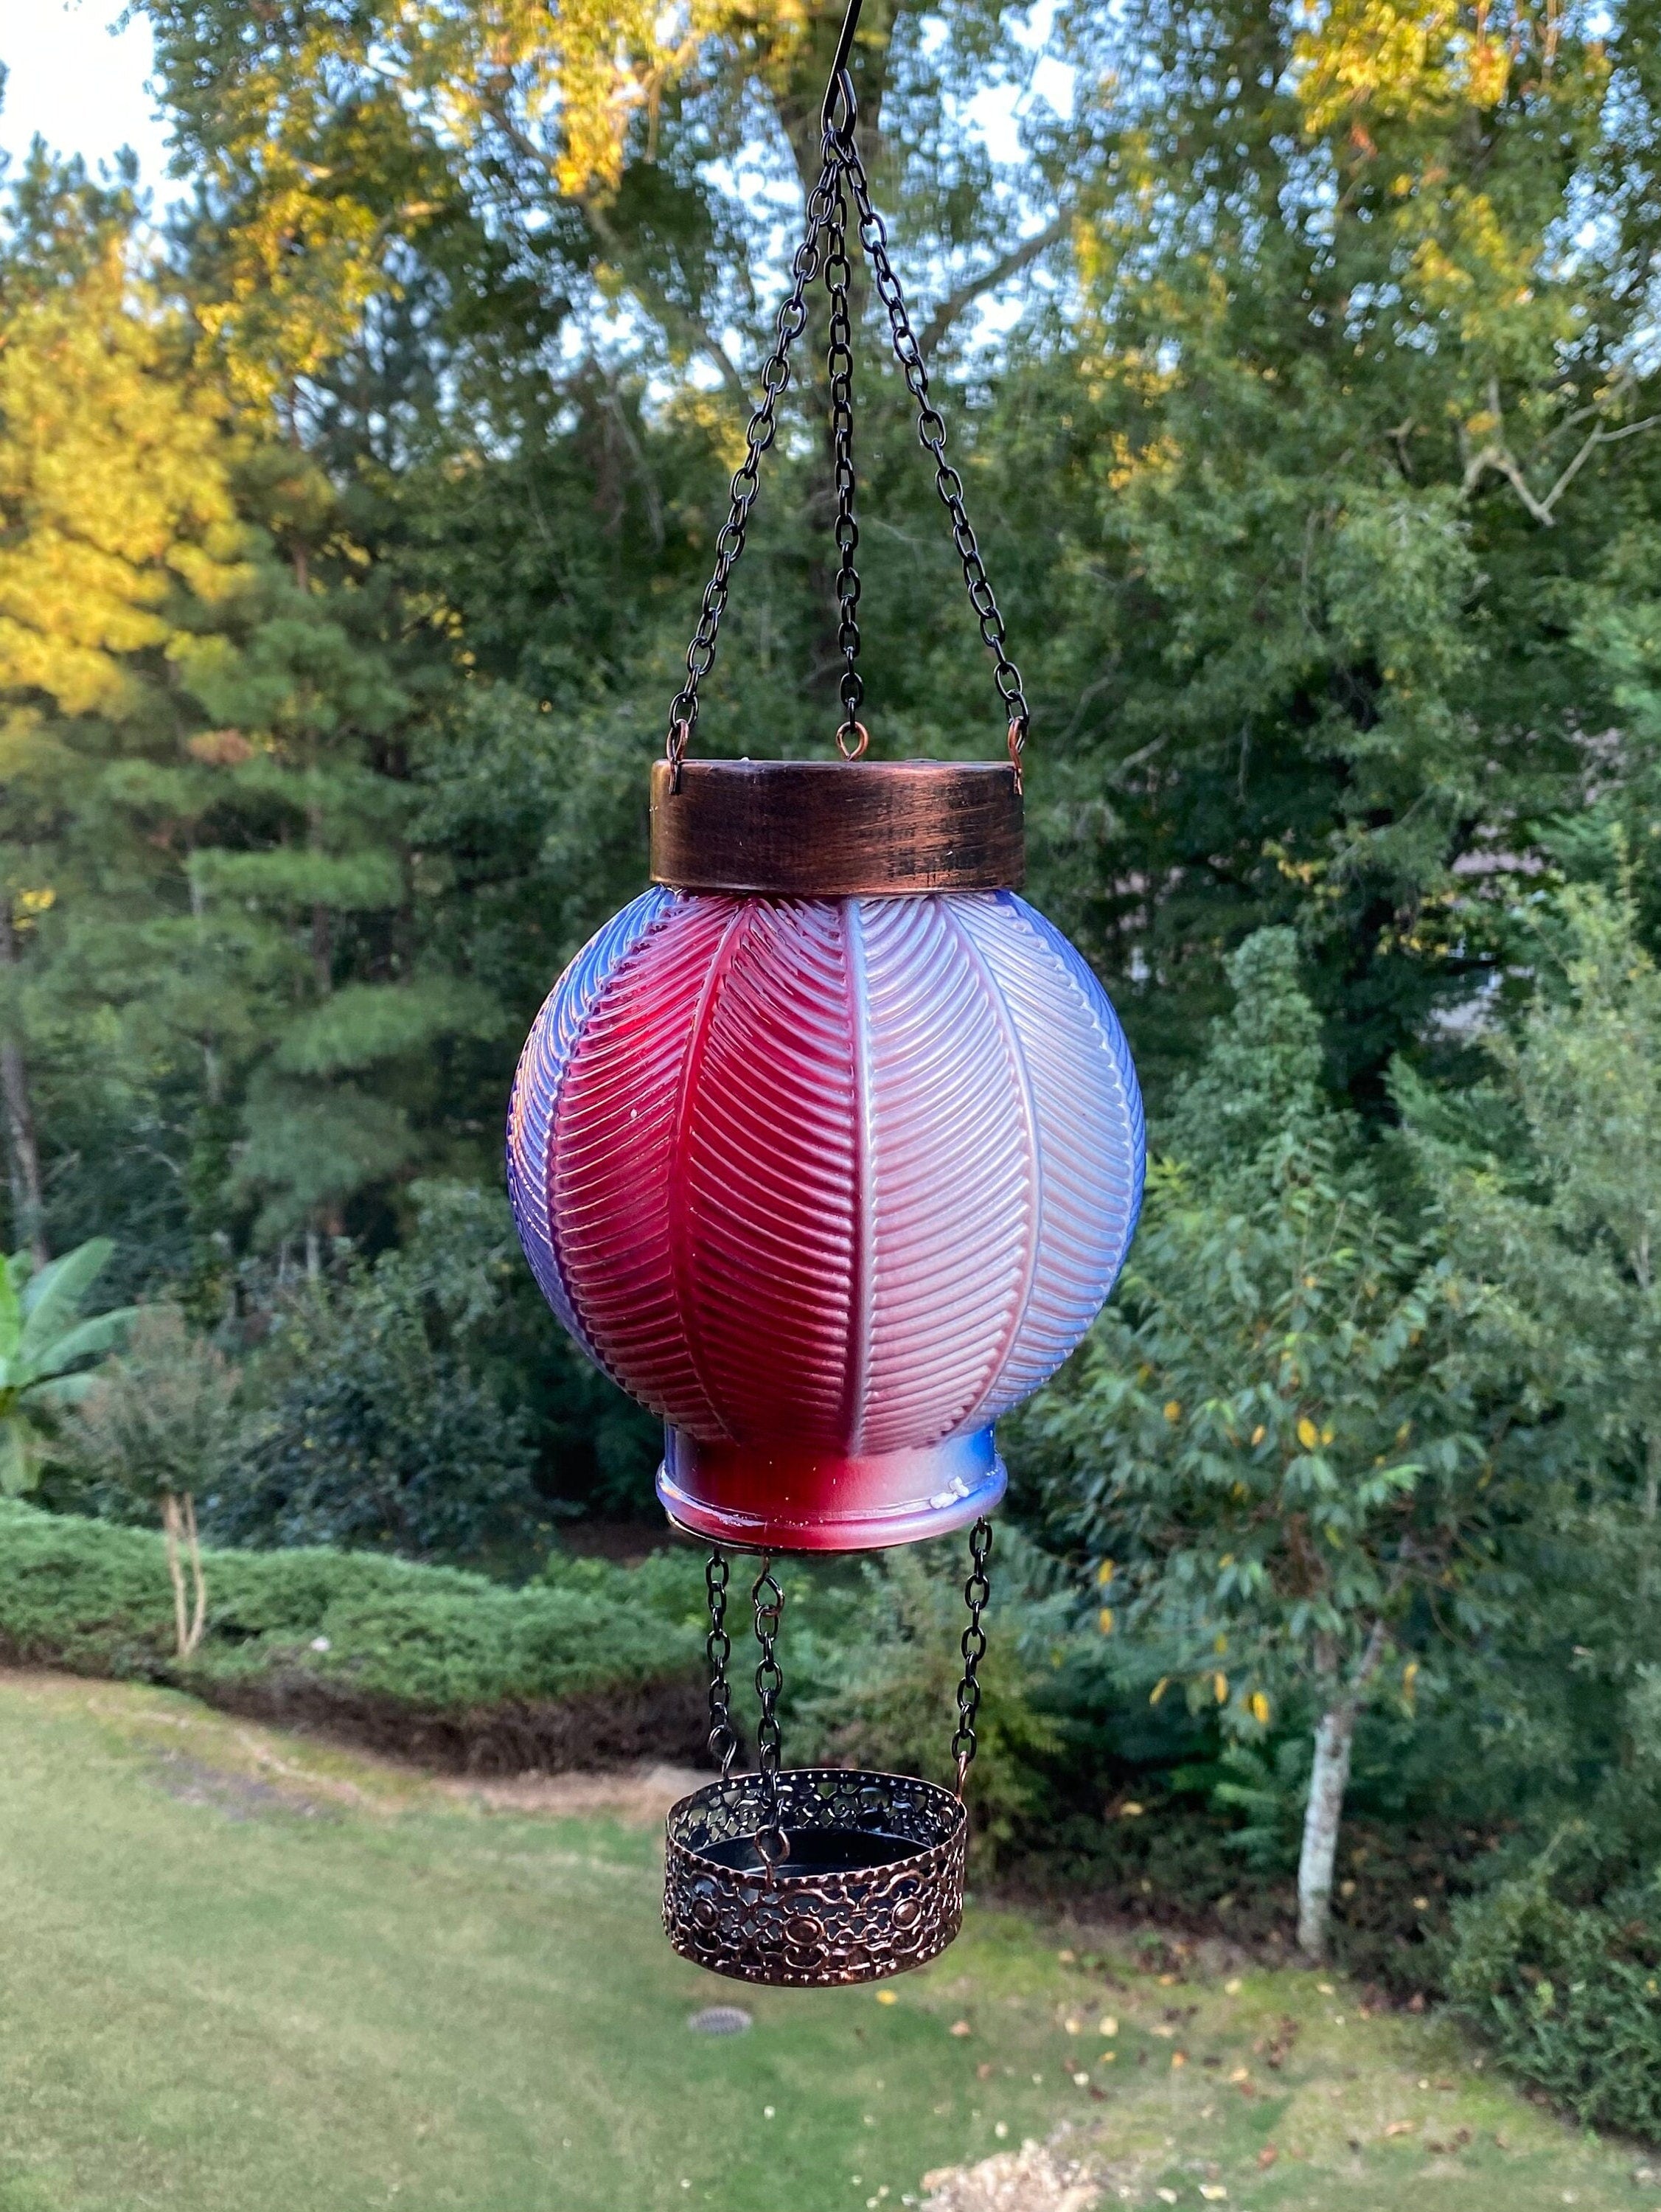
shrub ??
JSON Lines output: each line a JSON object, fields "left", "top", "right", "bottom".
{"left": 0, "top": 1500, "right": 706, "bottom": 1764}
{"left": 213, "top": 1211, "right": 545, "bottom": 1564}
{"left": 786, "top": 1534, "right": 1072, "bottom": 1863}
{"left": 1446, "top": 1862, "right": 1661, "bottom": 2141}
{"left": 69, "top": 1305, "right": 243, "bottom": 1655}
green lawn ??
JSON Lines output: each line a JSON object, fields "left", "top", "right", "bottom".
{"left": 0, "top": 1671, "right": 1654, "bottom": 2212}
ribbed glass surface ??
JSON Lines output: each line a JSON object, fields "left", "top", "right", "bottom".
{"left": 508, "top": 889, "right": 1144, "bottom": 1449}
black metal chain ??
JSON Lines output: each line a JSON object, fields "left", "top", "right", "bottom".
{"left": 823, "top": 153, "right": 866, "bottom": 759}
{"left": 664, "top": 38, "right": 1031, "bottom": 784}
{"left": 705, "top": 1549, "right": 737, "bottom": 1780}
{"left": 952, "top": 1518, "right": 995, "bottom": 1797}
{"left": 751, "top": 1558, "right": 790, "bottom": 1871}
{"left": 837, "top": 128, "right": 1031, "bottom": 788}
{"left": 664, "top": 153, "right": 839, "bottom": 782}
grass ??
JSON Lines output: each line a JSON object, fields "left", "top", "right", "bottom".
{"left": 0, "top": 1669, "right": 1654, "bottom": 2212}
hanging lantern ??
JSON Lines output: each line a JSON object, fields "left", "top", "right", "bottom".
{"left": 506, "top": 1, "right": 1144, "bottom": 1989}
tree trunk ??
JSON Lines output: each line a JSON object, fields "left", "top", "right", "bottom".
{"left": 160, "top": 1492, "right": 189, "bottom": 1658}
{"left": 0, "top": 906, "right": 48, "bottom": 1266}
{"left": 181, "top": 1492, "right": 206, "bottom": 1657}
{"left": 1298, "top": 1702, "right": 1357, "bottom": 1960}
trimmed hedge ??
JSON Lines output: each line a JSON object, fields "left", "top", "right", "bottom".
{"left": 0, "top": 1501, "right": 709, "bottom": 1771}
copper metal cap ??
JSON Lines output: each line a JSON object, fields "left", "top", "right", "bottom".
{"left": 650, "top": 758, "right": 1024, "bottom": 897}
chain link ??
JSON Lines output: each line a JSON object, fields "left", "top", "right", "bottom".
{"left": 664, "top": 58, "right": 1031, "bottom": 782}
{"left": 836, "top": 131, "right": 1031, "bottom": 787}
{"left": 705, "top": 1549, "right": 737, "bottom": 1780}
{"left": 823, "top": 153, "right": 866, "bottom": 759}
{"left": 751, "top": 1558, "right": 790, "bottom": 1873}
{"left": 952, "top": 1518, "right": 995, "bottom": 1797}
{"left": 664, "top": 153, "right": 839, "bottom": 781}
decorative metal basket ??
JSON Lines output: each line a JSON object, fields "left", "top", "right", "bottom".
{"left": 664, "top": 1768, "right": 967, "bottom": 1988}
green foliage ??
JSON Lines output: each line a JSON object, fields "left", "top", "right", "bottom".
{"left": 1037, "top": 931, "right": 1489, "bottom": 1729}
{"left": 787, "top": 1535, "right": 1071, "bottom": 1862}
{"left": 214, "top": 1194, "right": 546, "bottom": 1565}
{"left": 0, "top": 1238, "right": 135, "bottom": 1495}
{"left": 68, "top": 1304, "right": 241, "bottom": 1511}
{"left": 1446, "top": 1862, "right": 1661, "bottom": 2142}
{"left": 1203, "top": 1739, "right": 1314, "bottom": 1874}
{"left": 1396, "top": 878, "right": 1661, "bottom": 1821}
{"left": 0, "top": 1496, "right": 701, "bottom": 1713}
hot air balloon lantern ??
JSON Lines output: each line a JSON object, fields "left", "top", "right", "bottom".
{"left": 506, "top": 1, "right": 1145, "bottom": 1988}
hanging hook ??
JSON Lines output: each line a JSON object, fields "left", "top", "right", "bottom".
{"left": 821, "top": 0, "right": 864, "bottom": 142}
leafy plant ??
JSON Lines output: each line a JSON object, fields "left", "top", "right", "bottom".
{"left": 216, "top": 1192, "right": 544, "bottom": 1565}
{"left": 790, "top": 1535, "right": 1069, "bottom": 1865}
{"left": 1204, "top": 1740, "right": 1313, "bottom": 1875}
{"left": 1446, "top": 1858, "right": 1661, "bottom": 2142}
{"left": 70, "top": 1305, "right": 241, "bottom": 1657}
{"left": 0, "top": 1238, "right": 135, "bottom": 1497}
{"left": 1040, "top": 933, "right": 1493, "bottom": 1957}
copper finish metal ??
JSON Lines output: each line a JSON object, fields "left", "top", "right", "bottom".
{"left": 649, "top": 758, "right": 1023, "bottom": 897}
{"left": 664, "top": 1767, "right": 967, "bottom": 1986}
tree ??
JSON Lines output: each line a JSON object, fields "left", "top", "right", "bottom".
{"left": 1038, "top": 933, "right": 1491, "bottom": 1956}
{"left": 71, "top": 1304, "right": 240, "bottom": 1657}
{"left": 0, "top": 1237, "right": 135, "bottom": 1497}
{"left": 1005, "top": 0, "right": 1661, "bottom": 1105}
{"left": 0, "top": 153, "right": 509, "bottom": 1282}
{"left": 1399, "top": 867, "right": 1661, "bottom": 1784}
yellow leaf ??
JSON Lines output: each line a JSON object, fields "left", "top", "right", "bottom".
{"left": 1249, "top": 1691, "right": 1271, "bottom": 1725}
{"left": 1097, "top": 1559, "right": 1115, "bottom": 1586}
{"left": 1213, "top": 1632, "right": 1228, "bottom": 1655}
{"left": 1297, "top": 1416, "right": 1318, "bottom": 1450}
{"left": 1250, "top": 1425, "right": 1265, "bottom": 1446}
{"left": 1213, "top": 1672, "right": 1229, "bottom": 1705}
{"left": 1150, "top": 1676, "right": 1169, "bottom": 1706}
{"left": 1219, "top": 1553, "right": 1234, "bottom": 1568}
{"left": 1320, "top": 1425, "right": 1334, "bottom": 1445}
{"left": 1098, "top": 1607, "right": 1115, "bottom": 1636}
{"left": 1163, "top": 1399, "right": 1182, "bottom": 1423}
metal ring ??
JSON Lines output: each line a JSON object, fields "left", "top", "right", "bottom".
{"left": 836, "top": 720, "right": 871, "bottom": 759}
{"left": 753, "top": 1823, "right": 792, "bottom": 1879}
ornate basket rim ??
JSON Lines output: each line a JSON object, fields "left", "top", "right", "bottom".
{"left": 664, "top": 1765, "right": 968, "bottom": 1987}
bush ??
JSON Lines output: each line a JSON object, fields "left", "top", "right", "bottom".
{"left": 1446, "top": 1861, "right": 1661, "bottom": 2141}
{"left": 783, "top": 1534, "right": 1076, "bottom": 1863}
{"left": 212, "top": 1195, "right": 546, "bottom": 1562}
{"left": 0, "top": 1499, "right": 707, "bottom": 1767}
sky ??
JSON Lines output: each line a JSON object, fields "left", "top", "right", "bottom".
{"left": 1, "top": 0, "right": 173, "bottom": 186}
